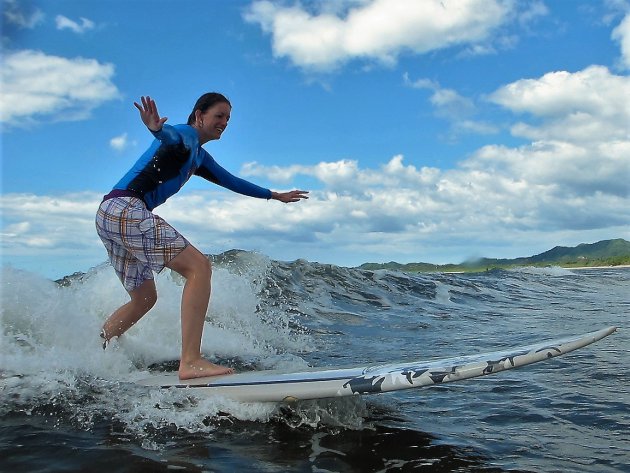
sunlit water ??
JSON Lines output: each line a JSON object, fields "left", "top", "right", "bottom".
{"left": 1, "top": 252, "right": 628, "bottom": 472}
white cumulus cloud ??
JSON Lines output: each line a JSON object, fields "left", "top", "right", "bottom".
{"left": 0, "top": 49, "right": 120, "bottom": 125}
{"left": 244, "top": 0, "right": 512, "bottom": 71}
{"left": 55, "top": 15, "right": 95, "bottom": 34}
{"left": 488, "top": 65, "right": 630, "bottom": 143}
{"left": 0, "top": 192, "right": 102, "bottom": 252}
{"left": 612, "top": 13, "right": 630, "bottom": 69}
{"left": 237, "top": 65, "right": 630, "bottom": 249}
{"left": 109, "top": 133, "right": 132, "bottom": 151}
{"left": 403, "top": 73, "right": 498, "bottom": 137}
{"left": 2, "top": 0, "right": 44, "bottom": 29}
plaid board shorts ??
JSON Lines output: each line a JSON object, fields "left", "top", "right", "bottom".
{"left": 95, "top": 197, "right": 189, "bottom": 292}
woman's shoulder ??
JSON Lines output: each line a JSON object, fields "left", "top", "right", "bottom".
{"left": 172, "top": 123, "right": 195, "bottom": 135}
{"left": 171, "top": 124, "right": 200, "bottom": 146}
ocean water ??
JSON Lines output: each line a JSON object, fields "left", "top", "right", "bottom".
{"left": 1, "top": 252, "right": 628, "bottom": 473}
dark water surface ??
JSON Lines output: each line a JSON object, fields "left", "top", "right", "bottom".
{"left": 2, "top": 255, "right": 628, "bottom": 472}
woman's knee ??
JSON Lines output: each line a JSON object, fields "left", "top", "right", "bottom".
{"left": 168, "top": 246, "right": 212, "bottom": 280}
{"left": 199, "top": 255, "right": 212, "bottom": 278}
{"left": 131, "top": 280, "right": 158, "bottom": 312}
{"left": 189, "top": 253, "right": 212, "bottom": 283}
{"left": 142, "top": 289, "right": 158, "bottom": 311}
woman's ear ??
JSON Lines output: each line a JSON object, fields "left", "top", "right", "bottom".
{"left": 194, "top": 109, "right": 203, "bottom": 126}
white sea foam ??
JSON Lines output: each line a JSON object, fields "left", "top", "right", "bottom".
{"left": 0, "top": 262, "right": 366, "bottom": 434}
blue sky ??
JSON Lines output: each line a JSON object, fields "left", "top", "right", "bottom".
{"left": 1, "top": 0, "right": 629, "bottom": 279}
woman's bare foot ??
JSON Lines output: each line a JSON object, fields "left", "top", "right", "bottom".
{"left": 179, "top": 357, "right": 234, "bottom": 380}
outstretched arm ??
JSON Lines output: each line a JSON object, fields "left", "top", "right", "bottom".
{"left": 270, "top": 190, "right": 309, "bottom": 203}
{"left": 133, "top": 96, "right": 168, "bottom": 132}
{"left": 196, "top": 154, "right": 309, "bottom": 202}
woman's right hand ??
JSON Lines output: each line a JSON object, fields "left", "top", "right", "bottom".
{"left": 133, "top": 96, "right": 168, "bottom": 132}
{"left": 271, "top": 190, "right": 309, "bottom": 203}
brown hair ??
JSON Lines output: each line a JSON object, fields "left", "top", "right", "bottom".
{"left": 187, "top": 93, "right": 231, "bottom": 125}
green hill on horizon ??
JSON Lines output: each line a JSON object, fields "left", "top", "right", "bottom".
{"left": 359, "top": 238, "right": 630, "bottom": 273}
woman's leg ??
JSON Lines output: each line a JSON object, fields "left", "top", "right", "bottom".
{"left": 102, "top": 279, "right": 157, "bottom": 342}
{"left": 166, "top": 245, "right": 234, "bottom": 379}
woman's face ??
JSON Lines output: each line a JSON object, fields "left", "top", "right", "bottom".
{"left": 197, "top": 102, "right": 231, "bottom": 142}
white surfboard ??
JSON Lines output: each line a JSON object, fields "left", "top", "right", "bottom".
{"left": 136, "top": 326, "right": 616, "bottom": 403}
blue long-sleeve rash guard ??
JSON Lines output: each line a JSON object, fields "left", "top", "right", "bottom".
{"left": 113, "top": 124, "right": 272, "bottom": 211}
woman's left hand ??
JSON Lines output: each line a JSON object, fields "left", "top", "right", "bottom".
{"left": 134, "top": 96, "right": 168, "bottom": 132}
{"left": 271, "top": 190, "right": 309, "bottom": 203}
